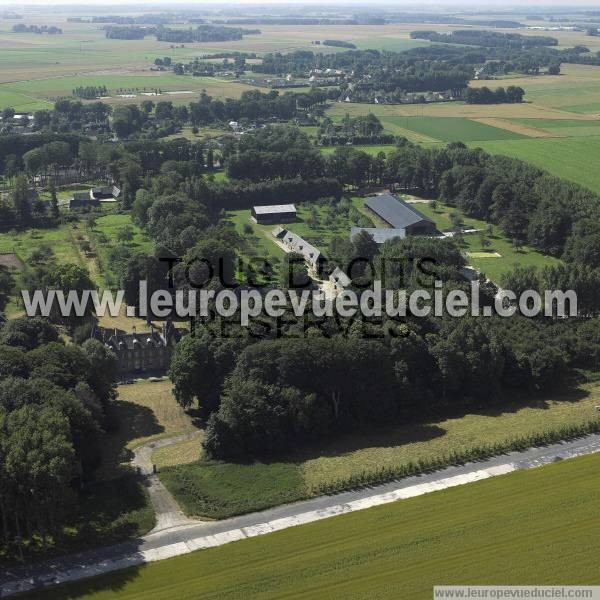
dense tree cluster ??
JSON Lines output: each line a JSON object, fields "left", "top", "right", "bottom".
{"left": 0, "top": 318, "right": 116, "bottom": 556}
{"left": 72, "top": 86, "right": 109, "bottom": 99}
{"left": 0, "top": 175, "right": 59, "bottom": 231}
{"left": 188, "top": 89, "right": 328, "bottom": 125}
{"left": 6, "top": 90, "right": 328, "bottom": 143}
{"left": 104, "top": 26, "right": 149, "bottom": 40}
{"left": 322, "top": 40, "right": 356, "bottom": 49}
{"left": 410, "top": 30, "right": 558, "bottom": 48}
{"left": 155, "top": 25, "right": 260, "bottom": 43}
{"left": 227, "top": 126, "right": 324, "bottom": 181}
{"left": 317, "top": 113, "right": 395, "bottom": 146}
{"left": 11, "top": 23, "right": 62, "bottom": 34}
{"left": 169, "top": 277, "right": 600, "bottom": 459}
{"left": 464, "top": 86, "right": 525, "bottom": 104}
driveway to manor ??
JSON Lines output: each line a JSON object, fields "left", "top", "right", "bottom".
{"left": 2, "top": 433, "right": 600, "bottom": 596}
{"left": 131, "top": 434, "right": 201, "bottom": 533}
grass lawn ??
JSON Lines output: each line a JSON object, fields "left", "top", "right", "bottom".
{"left": 159, "top": 381, "right": 600, "bottom": 520}
{"left": 32, "top": 452, "right": 600, "bottom": 599}
{"left": 160, "top": 460, "right": 305, "bottom": 519}
{"left": 469, "top": 135, "right": 600, "bottom": 196}
{"left": 0, "top": 88, "right": 51, "bottom": 112}
{"left": 98, "top": 380, "right": 201, "bottom": 480}
{"left": 0, "top": 224, "right": 85, "bottom": 268}
{"left": 414, "top": 200, "right": 561, "bottom": 283}
{"left": 227, "top": 208, "right": 286, "bottom": 281}
{"left": 151, "top": 435, "right": 203, "bottom": 469}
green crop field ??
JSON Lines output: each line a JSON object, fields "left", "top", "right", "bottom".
{"left": 469, "top": 135, "right": 600, "bottom": 196}
{"left": 32, "top": 452, "right": 600, "bottom": 600}
{"left": 383, "top": 116, "right": 526, "bottom": 143}
{"left": 157, "top": 381, "right": 600, "bottom": 520}
{"left": 0, "top": 88, "right": 51, "bottom": 112}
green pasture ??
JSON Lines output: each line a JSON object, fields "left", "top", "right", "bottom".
{"left": 0, "top": 210, "right": 151, "bottom": 294}
{"left": 510, "top": 118, "right": 596, "bottom": 129}
{"left": 33, "top": 451, "right": 600, "bottom": 599}
{"left": 88, "top": 213, "right": 153, "bottom": 288}
{"left": 92, "top": 213, "right": 152, "bottom": 253}
{"left": 0, "top": 224, "right": 84, "bottom": 267}
{"left": 0, "top": 88, "right": 51, "bottom": 112}
{"left": 469, "top": 135, "right": 600, "bottom": 196}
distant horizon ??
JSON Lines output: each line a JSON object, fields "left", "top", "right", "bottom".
{"left": 6, "top": 1, "right": 600, "bottom": 8}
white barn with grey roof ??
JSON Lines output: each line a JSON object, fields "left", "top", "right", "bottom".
{"left": 252, "top": 204, "right": 297, "bottom": 224}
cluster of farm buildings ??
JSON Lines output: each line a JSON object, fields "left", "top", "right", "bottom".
{"left": 252, "top": 192, "right": 438, "bottom": 291}
{"left": 58, "top": 185, "right": 121, "bottom": 209}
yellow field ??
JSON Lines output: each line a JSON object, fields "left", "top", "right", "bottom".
{"left": 152, "top": 435, "right": 203, "bottom": 469}
{"left": 300, "top": 382, "right": 600, "bottom": 488}
{"left": 471, "top": 117, "right": 560, "bottom": 137}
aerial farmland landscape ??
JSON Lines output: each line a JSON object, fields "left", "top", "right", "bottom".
{"left": 0, "top": 2, "right": 600, "bottom": 599}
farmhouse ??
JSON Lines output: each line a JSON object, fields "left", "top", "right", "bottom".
{"left": 60, "top": 186, "right": 120, "bottom": 210}
{"left": 252, "top": 204, "right": 297, "bottom": 225}
{"left": 91, "top": 185, "right": 121, "bottom": 201}
{"left": 272, "top": 226, "right": 321, "bottom": 269}
{"left": 93, "top": 321, "right": 183, "bottom": 374}
{"left": 60, "top": 191, "right": 100, "bottom": 210}
{"left": 364, "top": 193, "right": 437, "bottom": 235}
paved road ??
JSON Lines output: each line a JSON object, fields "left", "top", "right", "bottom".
{"left": 132, "top": 435, "right": 200, "bottom": 533}
{"left": 2, "top": 433, "right": 600, "bottom": 597}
